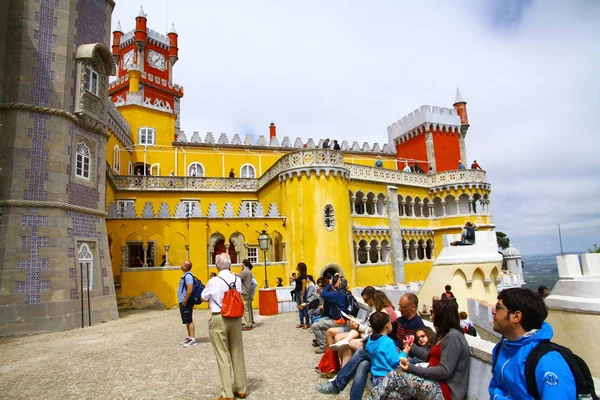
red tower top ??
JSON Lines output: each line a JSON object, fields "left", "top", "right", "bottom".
{"left": 109, "top": 9, "right": 184, "bottom": 115}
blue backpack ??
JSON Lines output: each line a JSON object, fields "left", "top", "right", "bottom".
{"left": 182, "top": 272, "right": 205, "bottom": 304}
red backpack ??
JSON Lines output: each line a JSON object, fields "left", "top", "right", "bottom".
{"left": 317, "top": 348, "right": 340, "bottom": 377}
{"left": 216, "top": 276, "right": 244, "bottom": 318}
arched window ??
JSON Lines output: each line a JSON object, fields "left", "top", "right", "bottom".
{"left": 240, "top": 164, "right": 256, "bottom": 178}
{"left": 113, "top": 145, "right": 120, "bottom": 173}
{"left": 188, "top": 162, "right": 204, "bottom": 177}
{"left": 75, "top": 142, "right": 91, "bottom": 180}
{"left": 358, "top": 240, "right": 368, "bottom": 264}
{"left": 78, "top": 243, "right": 94, "bottom": 290}
{"left": 138, "top": 127, "right": 155, "bottom": 145}
{"left": 83, "top": 66, "right": 99, "bottom": 96}
{"left": 369, "top": 239, "right": 379, "bottom": 263}
{"left": 355, "top": 191, "right": 365, "bottom": 215}
{"left": 324, "top": 205, "right": 335, "bottom": 231}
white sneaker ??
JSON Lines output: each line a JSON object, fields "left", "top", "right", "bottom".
{"left": 180, "top": 338, "right": 192, "bottom": 346}
{"left": 329, "top": 339, "right": 350, "bottom": 351}
{"left": 183, "top": 338, "right": 198, "bottom": 347}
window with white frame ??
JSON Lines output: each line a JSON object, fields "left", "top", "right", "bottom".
{"left": 182, "top": 200, "right": 200, "bottom": 217}
{"left": 75, "top": 142, "right": 91, "bottom": 180}
{"left": 78, "top": 243, "right": 94, "bottom": 290}
{"left": 240, "top": 164, "right": 256, "bottom": 178}
{"left": 113, "top": 145, "right": 120, "bottom": 173}
{"left": 241, "top": 200, "right": 258, "bottom": 217}
{"left": 83, "top": 65, "right": 100, "bottom": 96}
{"left": 246, "top": 247, "right": 258, "bottom": 264}
{"left": 116, "top": 200, "right": 135, "bottom": 217}
{"left": 188, "top": 162, "right": 204, "bottom": 177}
{"left": 138, "top": 127, "right": 155, "bottom": 146}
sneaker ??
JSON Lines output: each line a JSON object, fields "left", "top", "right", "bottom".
{"left": 316, "top": 382, "right": 340, "bottom": 395}
{"left": 314, "top": 347, "right": 326, "bottom": 354}
{"left": 183, "top": 338, "right": 198, "bottom": 347}
{"left": 180, "top": 338, "right": 192, "bottom": 346}
{"left": 329, "top": 339, "right": 350, "bottom": 351}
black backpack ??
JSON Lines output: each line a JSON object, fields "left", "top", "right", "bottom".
{"left": 340, "top": 289, "right": 360, "bottom": 317}
{"left": 493, "top": 340, "right": 598, "bottom": 400}
{"left": 465, "top": 226, "right": 475, "bottom": 241}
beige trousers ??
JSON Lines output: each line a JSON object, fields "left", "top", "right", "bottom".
{"left": 208, "top": 313, "right": 247, "bottom": 398}
{"left": 241, "top": 294, "right": 252, "bottom": 327}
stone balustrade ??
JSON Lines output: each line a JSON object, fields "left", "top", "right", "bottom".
{"left": 108, "top": 149, "right": 489, "bottom": 191}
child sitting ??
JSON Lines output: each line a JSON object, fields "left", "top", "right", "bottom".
{"left": 365, "top": 312, "right": 408, "bottom": 387}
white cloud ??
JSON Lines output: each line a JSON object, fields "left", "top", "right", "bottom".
{"left": 111, "top": 0, "right": 600, "bottom": 254}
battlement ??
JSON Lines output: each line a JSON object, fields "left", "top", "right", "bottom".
{"left": 108, "top": 73, "right": 184, "bottom": 94}
{"left": 146, "top": 28, "right": 170, "bottom": 48}
{"left": 107, "top": 101, "right": 133, "bottom": 148}
{"left": 174, "top": 131, "right": 395, "bottom": 154}
{"left": 111, "top": 92, "right": 174, "bottom": 114}
{"left": 387, "top": 104, "right": 462, "bottom": 144}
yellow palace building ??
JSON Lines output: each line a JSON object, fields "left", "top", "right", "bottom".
{"left": 106, "top": 10, "right": 493, "bottom": 308}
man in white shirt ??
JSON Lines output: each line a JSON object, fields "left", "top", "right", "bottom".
{"left": 201, "top": 253, "right": 248, "bottom": 400}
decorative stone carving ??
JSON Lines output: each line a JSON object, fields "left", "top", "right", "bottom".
{"left": 123, "top": 202, "right": 136, "bottom": 218}
{"left": 205, "top": 132, "right": 215, "bottom": 144}
{"left": 107, "top": 202, "right": 118, "bottom": 218}
{"left": 218, "top": 133, "right": 229, "bottom": 144}
{"left": 254, "top": 202, "right": 265, "bottom": 217}
{"left": 157, "top": 202, "right": 170, "bottom": 218}
{"left": 207, "top": 203, "right": 219, "bottom": 218}
{"left": 231, "top": 134, "right": 242, "bottom": 145}
{"left": 222, "top": 202, "right": 235, "bottom": 218}
{"left": 190, "top": 131, "right": 201, "bottom": 143}
{"left": 267, "top": 203, "right": 280, "bottom": 217}
{"left": 141, "top": 202, "right": 155, "bottom": 218}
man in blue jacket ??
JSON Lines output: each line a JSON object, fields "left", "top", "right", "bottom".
{"left": 489, "top": 288, "right": 576, "bottom": 399}
{"left": 312, "top": 274, "right": 348, "bottom": 353}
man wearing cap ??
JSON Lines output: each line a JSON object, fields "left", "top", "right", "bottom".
{"left": 312, "top": 274, "right": 349, "bottom": 353}
{"left": 201, "top": 253, "right": 247, "bottom": 400}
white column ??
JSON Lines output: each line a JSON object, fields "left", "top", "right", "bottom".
{"left": 142, "top": 245, "right": 148, "bottom": 267}
{"left": 164, "top": 245, "right": 171, "bottom": 267}
{"left": 441, "top": 200, "right": 447, "bottom": 216}
{"left": 376, "top": 245, "right": 382, "bottom": 263}
{"left": 365, "top": 246, "right": 372, "bottom": 264}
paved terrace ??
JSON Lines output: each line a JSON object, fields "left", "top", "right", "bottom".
{"left": 0, "top": 310, "right": 361, "bottom": 400}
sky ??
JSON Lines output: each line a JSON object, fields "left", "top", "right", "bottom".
{"left": 110, "top": 1, "right": 600, "bottom": 255}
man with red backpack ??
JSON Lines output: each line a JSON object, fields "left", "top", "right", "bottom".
{"left": 201, "top": 253, "right": 247, "bottom": 400}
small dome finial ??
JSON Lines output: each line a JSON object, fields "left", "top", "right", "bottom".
{"left": 454, "top": 87, "right": 466, "bottom": 105}
{"left": 168, "top": 22, "right": 177, "bottom": 34}
{"left": 137, "top": 5, "right": 147, "bottom": 18}
{"left": 115, "top": 20, "right": 123, "bottom": 32}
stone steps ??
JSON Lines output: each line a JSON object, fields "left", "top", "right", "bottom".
{"left": 116, "top": 295, "right": 134, "bottom": 312}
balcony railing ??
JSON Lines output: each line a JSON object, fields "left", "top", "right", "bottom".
{"left": 108, "top": 150, "right": 487, "bottom": 191}
{"left": 112, "top": 176, "right": 258, "bottom": 192}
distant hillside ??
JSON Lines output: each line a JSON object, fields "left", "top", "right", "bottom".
{"left": 521, "top": 253, "right": 560, "bottom": 291}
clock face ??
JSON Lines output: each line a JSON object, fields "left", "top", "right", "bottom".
{"left": 147, "top": 49, "right": 166, "bottom": 71}
{"left": 123, "top": 50, "right": 135, "bottom": 69}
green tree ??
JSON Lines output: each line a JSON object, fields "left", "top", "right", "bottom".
{"left": 497, "top": 231, "right": 511, "bottom": 250}
{"left": 590, "top": 244, "right": 600, "bottom": 253}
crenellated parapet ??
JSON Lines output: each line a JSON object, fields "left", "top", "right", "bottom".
{"left": 107, "top": 101, "right": 133, "bottom": 148}
{"left": 387, "top": 105, "right": 462, "bottom": 146}
{"left": 173, "top": 131, "right": 395, "bottom": 155}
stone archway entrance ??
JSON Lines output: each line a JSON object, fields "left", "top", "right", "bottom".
{"left": 318, "top": 263, "right": 343, "bottom": 278}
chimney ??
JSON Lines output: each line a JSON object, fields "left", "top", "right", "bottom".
{"left": 269, "top": 122, "right": 276, "bottom": 139}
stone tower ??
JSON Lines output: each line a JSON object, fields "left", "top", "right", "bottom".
{"left": 0, "top": 0, "right": 119, "bottom": 335}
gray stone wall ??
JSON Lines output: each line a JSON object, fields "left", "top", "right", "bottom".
{"left": 0, "top": 0, "right": 118, "bottom": 336}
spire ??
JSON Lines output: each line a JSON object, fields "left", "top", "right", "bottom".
{"left": 453, "top": 87, "right": 466, "bottom": 105}
{"left": 115, "top": 20, "right": 123, "bottom": 33}
{"left": 137, "top": 5, "right": 147, "bottom": 18}
{"left": 168, "top": 22, "right": 177, "bottom": 34}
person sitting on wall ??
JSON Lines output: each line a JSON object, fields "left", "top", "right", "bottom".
{"left": 323, "top": 138, "right": 331, "bottom": 149}
{"left": 229, "top": 168, "right": 236, "bottom": 178}
{"left": 427, "top": 165, "right": 435, "bottom": 174}
{"left": 375, "top": 156, "right": 383, "bottom": 168}
{"left": 403, "top": 162, "right": 411, "bottom": 172}
{"left": 160, "top": 255, "right": 166, "bottom": 267}
{"left": 458, "top": 160, "right": 465, "bottom": 170}
{"left": 471, "top": 159, "right": 482, "bottom": 170}
{"left": 333, "top": 140, "right": 341, "bottom": 150}
{"left": 450, "top": 222, "right": 478, "bottom": 246}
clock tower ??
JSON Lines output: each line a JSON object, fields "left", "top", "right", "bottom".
{"left": 109, "top": 6, "right": 184, "bottom": 142}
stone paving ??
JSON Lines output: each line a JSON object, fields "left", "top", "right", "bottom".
{"left": 0, "top": 310, "right": 358, "bottom": 400}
